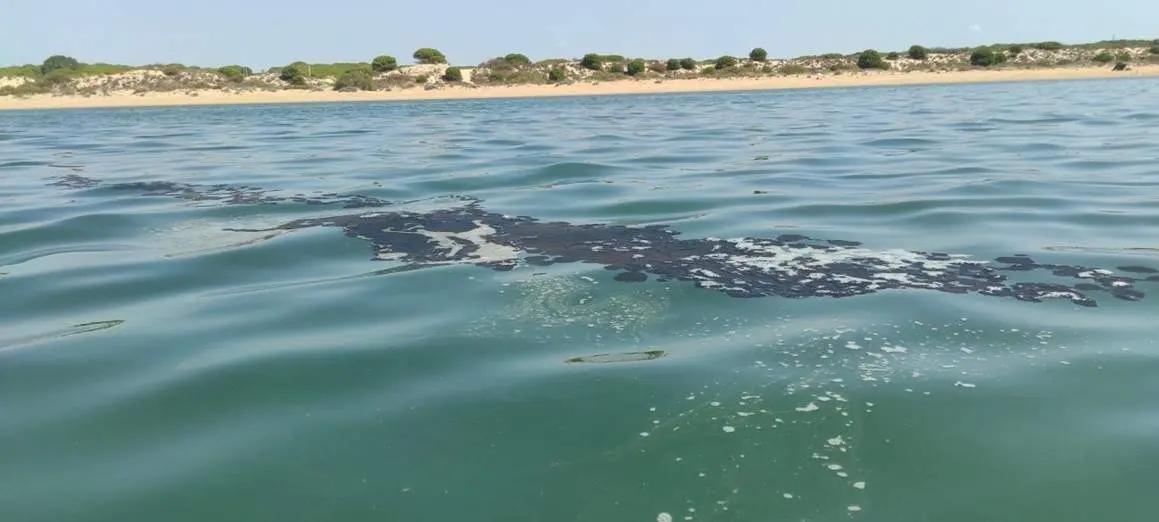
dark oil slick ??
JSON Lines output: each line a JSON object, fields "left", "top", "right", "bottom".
{"left": 52, "top": 174, "right": 1154, "bottom": 308}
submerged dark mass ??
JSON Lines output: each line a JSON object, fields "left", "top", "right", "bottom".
{"left": 50, "top": 174, "right": 1155, "bottom": 307}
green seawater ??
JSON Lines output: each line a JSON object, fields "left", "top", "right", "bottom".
{"left": 2, "top": 79, "right": 1159, "bottom": 522}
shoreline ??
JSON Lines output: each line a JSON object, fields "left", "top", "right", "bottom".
{"left": 2, "top": 65, "right": 1157, "bottom": 111}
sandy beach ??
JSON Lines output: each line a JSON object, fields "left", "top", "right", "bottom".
{"left": 2, "top": 65, "right": 1157, "bottom": 111}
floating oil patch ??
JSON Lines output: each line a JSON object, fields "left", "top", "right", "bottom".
{"left": 0, "top": 320, "right": 125, "bottom": 353}
{"left": 47, "top": 175, "right": 1159, "bottom": 308}
{"left": 566, "top": 350, "right": 666, "bottom": 364}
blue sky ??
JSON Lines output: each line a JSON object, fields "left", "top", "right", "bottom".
{"left": 1, "top": 0, "right": 1156, "bottom": 68}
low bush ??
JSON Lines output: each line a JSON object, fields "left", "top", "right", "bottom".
{"left": 415, "top": 74, "right": 429, "bottom": 84}
{"left": 334, "top": 69, "right": 374, "bottom": 91}
{"left": 1151, "top": 45, "right": 1159, "bottom": 55}
{"left": 856, "top": 50, "right": 886, "bottom": 69}
{"left": 581, "top": 53, "right": 603, "bottom": 70}
{"left": 648, "top": 61, "right": 667, "bottom": 73}
{"left": 503, "top": 53, "right": 531, "bottom": 66}
{"left": 969, "top": 47, "right": 1006, "bottom": 67}
{"left": 1034, "top": 41, "right": 1064, "bottom": 51}
{"left": 666, "top": 58, "right": 682, "bottom": 71}
{"left": 41, "top": 55, "right": 79, "bottom": 75}
{"left": 715, "top": 55, "right": 738, "bottom": 70}
{"left": 1115, "top": 51, "right": 1132, "bottom": 62}
{"left": 413, "top": 48, "right": 447, "bottom": 64}
{"left": 680, "top": 57, "right": 697, "bottom": 70}
{"left": 626, "top": 59, "right": 646, "bottom": 75}
{"left": 548, "top": 67, "right": 566, "bottom": 82}
{"left": 279, "top": 62, "right": 308, "bottom": 85}
{"left": 372, "top": 55, "right": 398, "bottom": 72}
{"left": 908, "top": 45, "right": 929, "bottom": 60}
{"left": 821, "top": 53, "right": 845, "bottom": 60}
{"left": 162, "top": 64, "right": 185, "bottom": 77}
{"left": 217, "top": 65, "right": 251, "bottom": 82}
{"left": 1093, "top": 51, "right": 1115, "bottom": 63}
{"left": 778, "top": 64, "right": 808, "bottom": 75}
{"left": 441, "top": 67, "right": 463, "bottom": 82}
{"left": 749, "top": 48, "right": 768, "bottom": 61}
{"left": 1008, "top": 45, "right": 1024, "bottom": 55}
{"left": 41, "top": 69, "right": 75, "bottom": 85}
{"left": 0, "top": 65, "right": 42, "bottom": 78}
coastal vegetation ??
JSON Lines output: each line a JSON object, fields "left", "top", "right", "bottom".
{"left": 413, "top": 48, "right": 447, "bottom": 64}
{"left": 969, "top": 47, "right": 1006, "bottom": 67}
{"left": 3, "top": 37, "right": 1157, "bottom": 98}
{"left": 856, "top": 50, "right": 887, "bottom": 69}
{"left": 372, "top": 55, "right": 398, "bottom": 72}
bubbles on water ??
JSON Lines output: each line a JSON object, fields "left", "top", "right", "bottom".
{"left": 620, "top": 316, "right": 1081, "bottom": 518}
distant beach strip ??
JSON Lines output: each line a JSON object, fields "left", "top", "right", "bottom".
{"left": 3, "top": 40, "right": 1158, "bottom": 110}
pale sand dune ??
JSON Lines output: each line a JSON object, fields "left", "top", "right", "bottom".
{"left": 2, "top": 65, "right": 1157, "bottom": 111}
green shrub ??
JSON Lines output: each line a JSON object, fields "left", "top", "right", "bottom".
{"left": 626, "top": 59, "right": 646, "bottom": 75}
{"left": 503, "top": 53, "right": 531, "bottom": 66}
{"left": 1034, "top": 41, "right": 1064, "bottom": 51}
{"left": 441, "top": 67, "right": 462, "bottom": 82}
{"left": 217, "top": 65, "right": 251, "bottom": 82}
{"left": 41, "top": 55, "right": 79, "bottom": 75}
{"left": 648, "top": 61, "right": 667, "bottom": 73}
{"left": 749, "top": 48, "right": 768, "bottom": 62}
{"left": 415, "top": 74, "right": 429, "bottom": 83}
{"left": 0, "top": 64, "right": 44, "bottom": 78}
{"left": 1092, "top": 51, "right": 1115, "bottom": 63}
{"left": 665, "top": 58, "right": 681, "bottom": 71}
{"left": 680, "top": 58, "right": 697, "bottom": 70}
{"left": 0, "top": 82, "right": 48, "bottom": 96}
{"left": 162, "top": 64, "right": 184, "bottom": 77}
{"left": 548, "top": 67, "right": 566, "bottom": 82}
{"left": 581, "top": 53, "right": 603, "bottom": 70}
{"left": 334, "top": 69, "right": 374, "bottom": 91}
{"left": 605, "top": 62, "right": 624, "bottom": 74}
{"left": 279, "top": 62, "right": 309, "bottom": 85}
{"left": 778, "top": 64, "right": 808, "bottom": 75}
{"left": 715, "top": 55, "right": 738, "bottom": 70}
{"left": 821, "top": 53, "right": 845, "bottom": 60}
{"left": 886, "top": 52, "right": 900, "bottom": 60}
{"left": 41, "top": 68, "right": 75, "bottom": 85}
{"left": 372, "top": 55, "right": 398, "bottom": 72}
{"left": 1151, "top": 45, "right": 1159, "bottom": 55}
{"left": 856, "top": 50, "right": 886, "bottom": 69}
{"left": 969, "top": 47, "right": 1006, "bottom": 67}
{"left": 908, "top": 45, "right": 929, "bottom": 60}
{"left": 413, "top": 48, "right": 447, "bottom": 64}
{"left": 601, "top": 55, "right": 626, "bottom": 63}
{"left": 1115, "top": 51, "right": 1132, "bottom": 62}
{"left": 1008, "top": 45, "right": 1024, "bottom": 55}
{"left": 78, "top": 63, "right": 132, "bottom": 75}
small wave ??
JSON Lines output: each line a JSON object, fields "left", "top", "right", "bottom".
{"left": 566, "top": 350, "right": 667, "bottom": 364}
{"left": 0, "top": 320, "right": 124, "bottom": 353}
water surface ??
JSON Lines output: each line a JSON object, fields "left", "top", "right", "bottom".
{"left": 3, "top": 79, "right": 1159, "bottom": 522}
